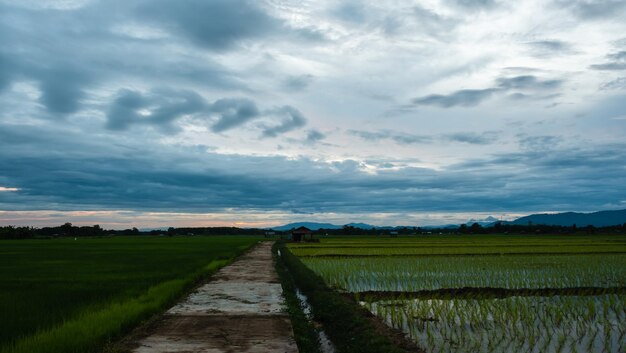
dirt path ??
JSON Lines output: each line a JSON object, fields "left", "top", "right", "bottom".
{"left": 130, "top": 241, "right": 298, "bottom": 353}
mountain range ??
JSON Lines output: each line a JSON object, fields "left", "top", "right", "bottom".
{"left": 507, "top": 209, "right": 626, "bottom": 227}
{"left": 270, "top": 209, "right": 626, "bottom": 230}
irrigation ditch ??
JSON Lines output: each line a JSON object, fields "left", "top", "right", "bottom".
{"left": 273, "top": 241, "right": 423, "bottom": 353}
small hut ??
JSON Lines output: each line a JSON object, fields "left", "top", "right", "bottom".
{"left": 291, "top": 226, "right": 313, "bottom": 242}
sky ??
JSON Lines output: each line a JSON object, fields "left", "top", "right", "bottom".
{"left": 1, "top": 0, "right": 625, "bottom": 228}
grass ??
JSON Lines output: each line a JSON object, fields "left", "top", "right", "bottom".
{"left": 0, "top": 236, "right": 259, "bottom": 353}
{"left": 272, "top": 243, "right": 322, "bottom": 353}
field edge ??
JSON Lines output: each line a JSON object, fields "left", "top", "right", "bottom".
{"left": 278, "top": 241, "right": 423, "bottom": 353}
{"left": 1, "top": 241, "right": 258, "bottom": 353}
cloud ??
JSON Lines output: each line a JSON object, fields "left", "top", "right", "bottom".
{"left": 446, "top": 132, "right": 499, "bottom": 145}
{"left": 348, "top": 130, "right": 432, "bottom": 144}
{"left": 600, "top": 77, "right": 626, "bottom": 90}
{"left": 411, "top": 75, "right": 563, "bottom": 108}
{"left": 2, "top": 123, "right": 625, "bottom": 214}
{"left": 0, "top": 2, "right": 247, "bottom": 121}
{"left": 283, "top": 74, "right": 315, "bottom": 91}
{"left": 137, "top": 0, "right": 325, "bottom": 51}
{"left": 104, "top": 89, "right": 311, "bottom": 136}
{"left": 261, "top": 106, "right": 307, "bottom": 138}
{"left": 332, "top": 2, "right": 368, "bottom": 23}
{"left": 411, "top": 5, "right": 459, "bottom": 38}
{"left": 412, "top": 88, "right": 499, "bottom": 107}
{"left": 106, "top": 89, "right": 146, "bottom": 131}
{"left": 445, "top": 0, "right": 498, "bottom": 10}
{"left": 106, "top": 89, "right": 206, "bottom": 132}
{"left": 556, "top": 0, "right": 626, "bottom": 20}
{"left": 210, "top": 98, "right": 260, "bottom": 132}
{"left": 517, "top": 135, "right": 562, "bottom": 151}
{"left": 137, "top": 0, "right": 277, "bottom": 51}
{"left": 526, "top": 40, "right": 575, "bottom": 57}
{"left": 0, "top": 54, "right": 14, "bottom": 92}
{"left": 496, "top": 75, "right": 563, "bottom": 90}
{"left": 305, "top": 130, "right": 326, "bottom": 144}
{"left": 349, "top": 130, "right": 498, "bottom": 145}
{"left": 590, "top": 50, "right": 626, "bottom": 70}
{"left": 528, "top": 40, "right": 570, "bottom": 51}
{"left": 1, "top": 0, "right": 625, "bottom": 222}
{"left": 590, "top": 63, "right": 626, "bottom": 70}
{"left": 37, "top": 67, "right": 92, "bottom": 115}
{"left": 607, "top": 51, "right": 626, "bottom": 61}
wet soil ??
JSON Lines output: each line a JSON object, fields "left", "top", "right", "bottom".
{"left": 356, "top": 286, "right": 626, "bottom": 300}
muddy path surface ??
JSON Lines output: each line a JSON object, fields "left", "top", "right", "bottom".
{"left": 129, "top": 241, "right": 298, "bottom": 353}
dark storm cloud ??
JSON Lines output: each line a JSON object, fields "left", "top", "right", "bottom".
{"left": 104, "top": 90, "right": 306, "bottom": 136}
{"left": 137, "top": 0, "right": 276, "bottom": 51}
{"left": 106, "top": 89, "right": 207, "bottom": 133}
{"left": 210, "top": 98, "right": 260, "bottom": 132}
{"left": 261, "top": 106, "right": 307, "bottom": 138}
{"left": 0, "top": 1, "right": 249, "bottom": 120}
{"left": 412, "top": 75, "right": 563, "bottom": 108}
{"left": 2, "top": 123, "right": 624, "bottom": 213}
{"left": 138, "top": 0, "right": 325, "bottom": 51}
{"left": 0, "top": 53, "right": 14, "bottom": 92}
{"left": 106, "top": 90, "right": 145, "bottom": 131}
{"left": 38, "top": 68, "right": 91, "bottom": 115}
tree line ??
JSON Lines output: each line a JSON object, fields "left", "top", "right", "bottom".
{"left": 0, "top": 223, "right": 267, "bottom": 239}
{"left": 1, "top": 222, "right": 625, "bottom": 240}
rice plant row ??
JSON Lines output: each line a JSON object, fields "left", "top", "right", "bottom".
{"left": 301, "top": 254, "right": 626, "bottom": 292}
{"left": 362, "top": 295, "right": 626, "bottom": 353}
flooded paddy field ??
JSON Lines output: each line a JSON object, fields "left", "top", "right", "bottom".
{"left": 288, "top": 235, "right": 626, "bottom": 353}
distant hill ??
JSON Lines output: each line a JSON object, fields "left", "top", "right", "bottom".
{"left": 271, "top": 222, "right": 343, "bottom": 231}
{"left": 466, "top": 216, "right": 499, "bottom": 226}
{"left": 344, "top": 222, "right": 376, "bottom": 230}
{"left": 270, "top": 222, "right": 411, "bottom": 231}
{"left": 270, "top": 210, "right": 626, "bottom": 231}
{"left": 509, "top": 209, "right": 626, "bottom": 227}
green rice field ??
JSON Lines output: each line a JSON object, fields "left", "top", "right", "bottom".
{"left": 0, "top": 236, "right": 259, "bottom": 353}
{"left": 288, "top": 235, "right": 626, "bottom": 353}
